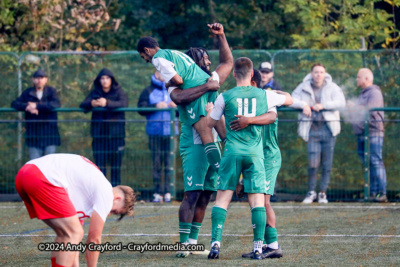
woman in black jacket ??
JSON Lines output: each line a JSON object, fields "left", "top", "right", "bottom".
{"left": 80, "top": 68, "right": 128, "bottom": 186}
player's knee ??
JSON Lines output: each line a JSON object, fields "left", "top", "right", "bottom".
{"left": 182, "top": 191, "right": 201, "bottom": 207}
{"left": 71, "top": 227, "right": 84, "bottom": 243}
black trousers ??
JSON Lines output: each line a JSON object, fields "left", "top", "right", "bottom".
{"left": 149, "top": 135, "right": 172, "bottom": 195}
{"left": 92, "top": 137, "right": 124, "bottom": 186}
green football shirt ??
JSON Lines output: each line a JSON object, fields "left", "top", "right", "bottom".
{"left": 152, "top": 49, "right": 210, "bottom": 89}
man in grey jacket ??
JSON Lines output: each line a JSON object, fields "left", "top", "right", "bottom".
{"left": 290, "top": 64, "right": 346, "bottom": 203}
{"left": 352, "top": 68, "right": 387, "bottom": 202}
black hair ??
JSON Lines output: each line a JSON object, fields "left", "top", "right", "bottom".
{"left": 185, "top": 47, "right": 211, "bottom": 75}
{"left": 251, "top": 69, "right": 262, "bottom": 88}
{"left": 137, "top": 37, "right": 159, "bottom": 53}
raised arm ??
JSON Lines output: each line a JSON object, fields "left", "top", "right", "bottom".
{"left": 207, "top": 23, "right": 233, "bottom": 86}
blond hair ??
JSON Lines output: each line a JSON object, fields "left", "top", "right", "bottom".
{"left": 115, "top": 185, "right": 136, "bottom": 221}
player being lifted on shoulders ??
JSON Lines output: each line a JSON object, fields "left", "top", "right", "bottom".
{"left": 232, "top": 69, "right": 292, "bottom": 259}
{"left": 137, "top": 23, "right": 233, "bottom": 258}
{"left": 206, "top": 58, "right": 292, "bottom": 260}
{"left": 137, "top": 23, "right": 232, "bottom": 172}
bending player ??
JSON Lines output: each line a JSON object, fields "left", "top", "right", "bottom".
{"left": 232, "top": 69, "right": 292, "bottom": 259}
{"left": 15, "top": 153, "right": 135, "bottom": 267}
{"left": 206, "top": 58, "right": 292, "bottom": 260}
{"left": 137, "top": 23, "right": 233, "bottom": 257}
{"left": 137, "top": 23, "right": 232, "bottom": 172}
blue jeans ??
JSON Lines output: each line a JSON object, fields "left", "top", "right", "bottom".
{"left": 307, "top": 125, "right": 336, "bottom": 192}
{"left": 357, "top": 136, "right": 387, "bottom": 195}
{"left": 28, "top": 145, "right": 57, "bottom": 160}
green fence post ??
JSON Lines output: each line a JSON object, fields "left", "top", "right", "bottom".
{"left": 169, "top": 108, "right": 177, "bottom": 200}
{"left": 363, "top": 110, "right": 370, "bottom": 202}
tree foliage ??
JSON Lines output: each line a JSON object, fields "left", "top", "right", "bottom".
{"left": 283, "top": 0, "right": 400, "bottom": 49}
{"left": 0, "top": 0, "right": 399, "bottom": 51}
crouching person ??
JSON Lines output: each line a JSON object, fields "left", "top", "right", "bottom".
{"left": 15, "top": 153, "right": 136, "bottom": 267}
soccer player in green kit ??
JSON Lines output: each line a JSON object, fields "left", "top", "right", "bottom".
{"left": 232, "top": 69, "right": 290, "bottom": 259}
{"left": 137, "top": 23, "right": 233, "bottom": 257}
{"left": 206, "top": 58, "right": 292, "bottom": 260}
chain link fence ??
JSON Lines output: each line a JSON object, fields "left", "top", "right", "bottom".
{"left": 1, "top": 50, "right": 399, "bottom": 202}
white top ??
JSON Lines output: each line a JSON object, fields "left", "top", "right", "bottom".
{"left": 211, "top": 89, "right": 286, "bottom": 120}
{"left": 27, "top": 154, "right": 113, "bottom": 222}
{"left": 36, "top": 90, "right": 43, "bottom": 100}
{"left": 152, "top": 57, "right": 176, "bottom": 83}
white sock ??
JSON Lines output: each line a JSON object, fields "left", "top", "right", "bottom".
{"left": 211, "top": 241, "right": 220, "bottom": 248}
{"left": 189, "top": 238, "right": 197, "bottom": 245}
{"left": 268, "top": 241, "right": 279, "bottom": 249}
{"left": 254, "top": 241, "right": 263, "bottom": 253}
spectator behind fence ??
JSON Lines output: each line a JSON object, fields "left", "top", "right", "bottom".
{"left": 352, "top": 68, "right": 387, "bottom": 202}
{"left": 259, "top": 62, "right": 283, "bottom": 91}
{"left": 11, "top": 69, "right": 61, "bottom": 160}
{"left": 290, "top": 63, "right": 346, "bottom": 204}
{"left": 80, "top": 68, "right": 128, "bottom": 187}
{"left": 138, "top": 71, "right": 178, "bottom": 203}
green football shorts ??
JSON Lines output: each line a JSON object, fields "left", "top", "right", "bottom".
{"left": 263, "top": 152, "right": 282, "bottom": 195}
{"left": 218, "top": 155, "right": 266, "bottom": 194}
{"left": 180, "top": 143, "right": 219, "bottom": 192}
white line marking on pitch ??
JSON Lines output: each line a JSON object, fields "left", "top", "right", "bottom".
{"left": 1, "top": 205, "right": 399, "bottom": 210}
{"left": 1, "top": 234, "right": 399, "bottom": 238}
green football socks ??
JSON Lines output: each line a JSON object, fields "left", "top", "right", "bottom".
{"left": 211, "top": 206, "right": 227, "bottom": 243}
{"left": 204, "top": 143, "right": 221, "bottom": 171}
{"left": 189, "top": 222, "right": 202, "bottom": 242}
{"left": 252, "top": 207, "right": 266, "bottom": 242}
{"left": 179, "top": 222, "right": 192, "bottom": 243}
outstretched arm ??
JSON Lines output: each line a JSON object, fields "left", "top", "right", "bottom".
{"left": 208, "top": 23, "right": 233, "bottom": 86}
{"left": 169, "top": 77, "right": 219, "bottom": 105}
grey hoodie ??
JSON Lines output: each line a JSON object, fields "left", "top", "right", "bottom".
{"left": 352, "top": 85, "right": 384, "bottom": 136}
{"left": 290, "top": 73, "right": 346, "bottom": 142}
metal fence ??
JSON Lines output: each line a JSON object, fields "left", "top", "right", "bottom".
{"left": 0, "top": 108, "right": 399, "bottom": 202}
{"left": 1, "top": 50, "right": 399, "bottom": 202}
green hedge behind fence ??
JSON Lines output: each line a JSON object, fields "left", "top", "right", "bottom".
{"left": 0, "top": 50, "right": 399, "bottom": 201}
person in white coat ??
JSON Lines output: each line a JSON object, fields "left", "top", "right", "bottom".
{"left": 290, "top": 64, "right": 346, "bottom": 203}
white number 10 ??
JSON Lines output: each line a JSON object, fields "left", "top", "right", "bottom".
{"left": 236, "top": 98, "right": 256, "bottom": 117}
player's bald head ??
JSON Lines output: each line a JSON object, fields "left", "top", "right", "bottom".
{"left": 356, "top": 68, "right": 374, "bottom": 89}
{"left": 234, "top": 57, "right": 253, "bottom": 81}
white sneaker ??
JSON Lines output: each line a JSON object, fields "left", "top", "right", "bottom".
{"left": 191, "top": 249, "right": 210, "bottom": 255}
{"left": 318, "top": 192, "right": 328, "bottom": 203}
{"left": 152, "top": 193, "right": 163, "bottom": 203}
{"left": 302, "top": 191, "right": 316, "bottom": 204}
{"left": 164, "top": 193, "right": 171, "bottom": 202}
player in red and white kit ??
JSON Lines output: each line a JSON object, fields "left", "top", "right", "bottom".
{"left": 15, "top": 153, "right": 136, "bottom": 267}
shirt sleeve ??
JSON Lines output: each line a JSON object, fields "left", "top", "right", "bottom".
{"left": 168, "top": 86, "right": 178, "bottom": 95}
{"left": 266, "top": 90, "right": 286, "bottom": 108}
{"left": 267, "top": 106, "right": 277, "bottom": 114}
{"left": 152, "top": 57, "right": 177, "bottom": 83}
{"left": 92, "top": 177, "right": 114, "bottom": 222}
{"left": 210, "top": 94, "right": 225, "bottom": 121}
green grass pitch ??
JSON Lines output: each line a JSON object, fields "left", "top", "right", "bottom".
{"left": 0, "top": 202, "right": 399, "bottom": 266}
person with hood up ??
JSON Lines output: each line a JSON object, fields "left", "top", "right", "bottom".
{"left": 289, "top": 63, "right": 346, "bottom": 204}
{"left": 80, "top": 68, "right": 128, "bottom": 186}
